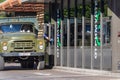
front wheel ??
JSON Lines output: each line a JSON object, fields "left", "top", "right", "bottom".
{"left": 37, "top": 61, "right": 45, "bottom": 70}
{"left": 36, "top": 56, "right": 45, "bottom": 70}
{"left": 0, "top": 56, "right": 4, "bottom": 70}
{"left": 48, "top": 55, "right": 54, "bottom": 69}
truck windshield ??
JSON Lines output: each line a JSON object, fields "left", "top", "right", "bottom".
{"left": 0, "top": 24, "right": 33, "bottom": 33}
{"left": 0, "top": 24, "right": 21, "bottom": 33}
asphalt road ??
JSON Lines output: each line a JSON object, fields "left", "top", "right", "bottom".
{"left": 0, "top": 63, "right": 119, "bottom": 80}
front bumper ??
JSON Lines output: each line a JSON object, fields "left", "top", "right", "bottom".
{"left": 0, "top": 52, "right": 45, "bottom": 57}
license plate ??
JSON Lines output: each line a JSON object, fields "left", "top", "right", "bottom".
{"left": 19, "top": 53, "right": 31, "bottom": 56}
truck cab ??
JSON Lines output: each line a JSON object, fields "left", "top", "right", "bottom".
{"left": 0, "top": 17, "right": 47, "bottom": 70}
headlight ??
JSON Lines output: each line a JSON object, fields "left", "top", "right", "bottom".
{"left": 2, "top": 46, "right": 7, "bottom": 51}
{"left": 2, "top": 42, "right": 8, "bottom": 51}
{"left": 2, "top": 42, "right": 7, "bottom": 46}
{"left": 39, "top": 41, "right": 43, "bottom": 45}
{"left": 39, "top": 45, "right": 43, "bottom": 49}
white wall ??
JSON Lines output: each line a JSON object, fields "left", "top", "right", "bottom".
{"left": 111, "top": 0, "right": 120, "bottom": 72}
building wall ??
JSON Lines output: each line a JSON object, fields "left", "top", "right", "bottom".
{"left": 111, "top": 0, "right": 120, "bottom": 72}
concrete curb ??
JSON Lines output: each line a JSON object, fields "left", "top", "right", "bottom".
{"left": 53, "top": 66, "right": 120, "bottom": 78}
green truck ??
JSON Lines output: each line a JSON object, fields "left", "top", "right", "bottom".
{"left": 0, "top": 17, "right": 53, "bottom": 70}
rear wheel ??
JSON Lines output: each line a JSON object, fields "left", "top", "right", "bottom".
{"left": 20, "top": 57, "right": 34, "bottom": 69}
{"left": 0, "top": 56, "right": 4, "bottom": 70}
{"left": 21, "top": 61, "right": 27, "bottom": 68}
{"left": 21, "top": 61, "right": 34, "bottom": 69}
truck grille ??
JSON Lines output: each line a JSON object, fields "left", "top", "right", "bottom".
{"left": 11, "top": 40, "right": 35, "bottom": 52}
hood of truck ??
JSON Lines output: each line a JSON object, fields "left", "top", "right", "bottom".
{"left": 0, "top": 32, "right": 36, "bottom": 40}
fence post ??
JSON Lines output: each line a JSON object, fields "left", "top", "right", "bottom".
{"left": 82, "top": 0, "right": 86, "bottom": 69}
{"left": 91, "top": 0, "right": 94, "bottom": 69}
{"left": 67, "top": 0, "right": 70, "bottom": 67}
{"left": 74, "top": 0, "right": 78, "bottom": 68}
{"left": 60, "top": 0, "right": 64, "bottom": 67}
{"left": 100, "top": 0, "right": 104, "bottom": 70}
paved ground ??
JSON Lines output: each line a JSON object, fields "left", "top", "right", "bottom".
{"left": 0, "top": 63, "right": 119, "bottom": 80}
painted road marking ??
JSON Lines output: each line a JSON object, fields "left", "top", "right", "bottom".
{"left": 34, "top": 72, "right": 51, "bottom": 76}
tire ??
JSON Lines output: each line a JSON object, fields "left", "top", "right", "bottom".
{"left": 20, "top": 57, "right": 34, "bottom": 69}
{"left": 21, "top": 61, "right": 34, "bottom": 69}
{"left": 37, "top": 61, "right": 45, "bottom": 70}
{"left": 0, "top": 56, "right": 4, "bottom": 70}
{"left": 48, "top": 55, "right": 54, "bottom": 69}
{"left": 21, "top": 61, "right": 27, "bottom": 68}
{"left": 27, "top": 61, "right": 34, "bottom": 69}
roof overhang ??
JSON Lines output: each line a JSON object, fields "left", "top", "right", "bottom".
{"left": 0, "top": 0, "right": 54, "bottom": 11}
{"left": 0, "top": 0, "right": 91, "bottom": 11}
{"left": 23, "top": 0, "right": 54, "bottom": 3}
{"left": 5, "top": 3, "right": 45, "bottom": 12}
{"left": 0, "top": 0, "right": 22, "bottom": 10}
